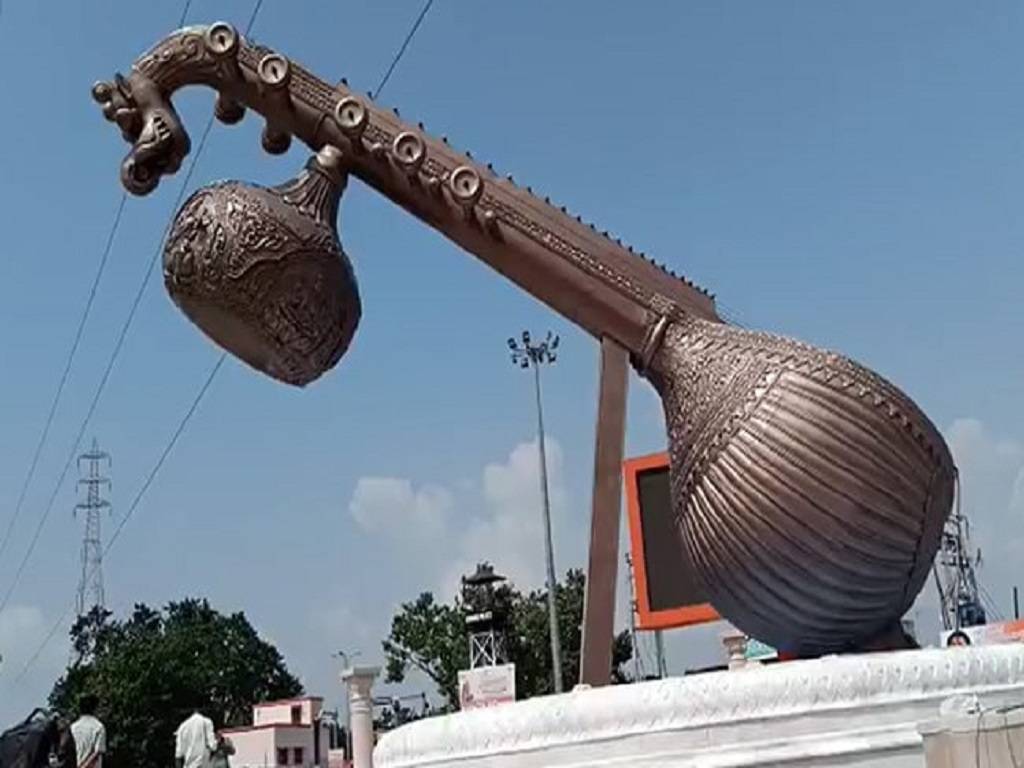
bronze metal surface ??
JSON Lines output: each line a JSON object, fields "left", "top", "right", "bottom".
{"left": 163, "top": 145, "right": 360, "bottom": 387}
{"left": 646, "top": 320, "right": 953, "bottom": 653}
{"left": 93, "top": 23, "right": 955, "bottom": 655}
{"left": 579, "top": 338, "right": 629, "bottom": 685}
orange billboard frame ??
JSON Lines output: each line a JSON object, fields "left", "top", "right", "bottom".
{"left": 624, "top": 451, "right": 720, "bottom": 631}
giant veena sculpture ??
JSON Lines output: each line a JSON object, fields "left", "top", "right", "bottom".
{"left": 92, "top": 23, "right": 954, "bottom": 656}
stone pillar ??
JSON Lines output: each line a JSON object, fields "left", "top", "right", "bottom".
{"left": 342, "top": 665, "right": 380, "bottom": 768}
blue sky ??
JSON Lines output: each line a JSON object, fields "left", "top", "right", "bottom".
{"left": 1, "top": 0, "right": 1023, "bottom": 724}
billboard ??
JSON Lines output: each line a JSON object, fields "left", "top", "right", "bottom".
{"left": 624, "top": 452, "right": 720, "bottom": 631}
{"left": 458, "top": 664, "right": 516, "bottom": 710}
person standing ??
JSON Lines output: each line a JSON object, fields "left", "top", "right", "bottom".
{"left": 947, "top": 629, "right": 972, "bottom": 647}
{"left": 70, "top": 695, "right": 106, "bottom": 768}
{"left": 175, "top": 709, "right": 217, "bottom": 768}
{"left": 47, "top": 713, "right": 78, "bottom": 768}
{"left": 209, "top": 733, "right": 234, "bottom": 768}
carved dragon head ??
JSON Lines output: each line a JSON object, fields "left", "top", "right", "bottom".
{"left": 92, "top": 72, "right": 191, "bottom": 196}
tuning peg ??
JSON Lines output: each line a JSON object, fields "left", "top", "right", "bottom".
{"left": 261, "top": 125, "right": 290, "bottom": 155}
{"left": 214, "top": 94, "right": 245, "bottom": 125}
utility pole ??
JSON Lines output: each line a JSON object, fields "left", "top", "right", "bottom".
{"left": 507, "top": 330, "right": 563, "bottom": 693}
{"left": 654, "top": 631, "right": 668, "bottom": 678}
{"left": 75, "top": 438, "right": 111, "bottom": 618}
{"left": 625, "top": 553, "right": 645, "bottom": 681}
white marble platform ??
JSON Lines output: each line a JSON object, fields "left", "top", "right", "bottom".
{"left": 375, "top": 644, "right": 1024, "bottom": 767}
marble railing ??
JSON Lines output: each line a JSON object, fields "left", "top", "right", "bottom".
{"left": 376, "top": 644, "right": 1024, "bottom": 768}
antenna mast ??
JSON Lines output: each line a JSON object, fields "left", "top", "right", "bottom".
{"left": 933, "top": 470, "right": 986, "bottom": 631}
{"left": 75, "top": 438, "right": 111, "bottom": 617}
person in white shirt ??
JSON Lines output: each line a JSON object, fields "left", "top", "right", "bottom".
{"left": 175, "top": 709, "right": 218, "bottom": 768}
{"left": 70, "top": 695, "right": 106, "bottom": 768}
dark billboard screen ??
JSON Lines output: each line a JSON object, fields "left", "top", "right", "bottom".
{"left": 624, "top": 453, "right": 719, "bottom": 630}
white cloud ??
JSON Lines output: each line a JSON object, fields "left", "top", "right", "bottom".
{"left": 346, "top": 437, "right": 575, "bottom": 603}
{"left": 438, "top": 438, "right": 569, "bottom": 599}
{"left": 348, "top": 477, "right": 452, "bottom": 542}
{"left": 947, "top": 418, "right": 1024, "bottom": 480}
{"left": 482, "top": 438, "right": 566, "bottom": 518}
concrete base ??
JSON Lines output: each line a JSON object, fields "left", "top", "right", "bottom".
{"left": 375, "top": 645, "right": 1024, "bottom": 767}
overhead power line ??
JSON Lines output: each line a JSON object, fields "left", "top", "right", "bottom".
{"left": 0, "top": 0, "right": 199, "bottom": 571}
{"left": 0, "top": 0, "right": 223, "bottom": 619}
{"left": 0, "top": 194, "right": 126, "bottom": 565}
{"left": 0, "top": 0, "right": 195, "bottom": 583}
{"left": 105, "top": 354, "right": 225, "bottom": 560}
{"left": 373, "top": 0, "right": 435, "bottom": 99}
{"left": 0, "top": 116, "right": 216, "bottom": 621}
{"left": 177, "top": 0, "right": 194, "bottom": 28}
{"left": 13, "top": 353, "right": 225, "bottom": 684}
{"left": 243, "top": 0, "right": 265, "bottom": 39}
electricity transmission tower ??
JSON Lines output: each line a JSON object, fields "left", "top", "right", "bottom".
{"left": 75, "top": 438, "right": 111, "bottom": 618}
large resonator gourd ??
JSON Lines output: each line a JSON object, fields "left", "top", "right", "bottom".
{"left": 162, "top": 146, "right": 360, "bottom": 387}
{"left": 647, "top": 319, "right": 954, "bottom": 654}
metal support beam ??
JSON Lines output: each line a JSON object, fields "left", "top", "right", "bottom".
{"left": 579, "top": 337, "right": 629, "bottom": 686}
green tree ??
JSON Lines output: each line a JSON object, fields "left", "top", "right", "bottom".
{"left": 50, "top": 599, "right": 302, "bottom": 768}
{"left": 383, "top": 566, "right": 633, "bottom": 710}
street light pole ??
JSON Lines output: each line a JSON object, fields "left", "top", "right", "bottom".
{"left": 508, "top": 331, "right": 564, "bottom": 693}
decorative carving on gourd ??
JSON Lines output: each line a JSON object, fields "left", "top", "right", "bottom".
{"left": 646, "top": 318, "right": 953, "bottom": 653}
{"left": 162, "top": 146, "right": 360, "bottom": 387}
